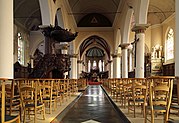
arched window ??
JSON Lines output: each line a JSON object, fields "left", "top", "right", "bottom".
{"left": 165, "top": 28, "right": 174, "bottom": 61}
{"left": 98, "top": 60, "right": 102, "bottom": 72}
{"left": 92, "top": 60, "right": 97, "bottom": 70}
{"left": 88, "top": 60, "right": 91, "bottom": 72}
{"left": 17, "top": 32, "right": 25, "bottom": 65}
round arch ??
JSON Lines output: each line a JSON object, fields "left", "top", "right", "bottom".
{"left": 114, "top": 28, "right": 121, "bottom": 54}
{"left": 30, "top": 39, "right": 44, "bottom": 56}
{"left": 133, "top": 0, "right": 149, "bottom": 24}
{"left": 164, "top": 27, "right": 174, "bottom": 62}
{"left": 55, "top": 8, "right": 64, "bottom": 28}
{"left": 121, "top": 8, "right": 134, "bottom": 44}
{"left": 39, "top": 0, "right": 53, "bottom": 25}
{"left": 145, "top": 43, "right": 150, "bottom": 54}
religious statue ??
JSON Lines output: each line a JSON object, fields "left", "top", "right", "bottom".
{"left": 151, "top": 45, "right": 162, "bottom": 59}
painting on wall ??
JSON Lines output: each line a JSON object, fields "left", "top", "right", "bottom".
{"left": 151, "top": 59, "right": 162, "bottom": 76}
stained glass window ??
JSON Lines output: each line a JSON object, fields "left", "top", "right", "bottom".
{"left": 166, "top": 28, "right": 174, "bottom": 61}
{"left": 17, "top": 32, "right": 25, "bottom": 65}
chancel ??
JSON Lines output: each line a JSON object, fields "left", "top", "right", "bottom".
{"left": 1, "top": 0, "right": 179, "bottom": 123}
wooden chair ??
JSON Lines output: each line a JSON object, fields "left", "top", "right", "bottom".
{"left": 16, "top": 78, "right": 34, "bottom": 88}
{"left": 19, "top": 79, "right": 45, "bottom": 123}
{"left": 59, "top": 79, "right": 70, "bottom": 102}
{"left": 41, "top": 79, "right": 57, "bottom": 114}
{"left": 169, "top": 76, "right": 179, "bottom": 120}
{"left": 77, "top": 78, "right": 84, "bottom": 90}
{"left": 110, "top": 78, "right": 117, "bottom": 98}
{"left": 145, "top": 76, "right": 174, "bottom": 123}
{"left": 69, "top": 79, "right": 78, "bottom": 95}
{"left": 128, "top": 78, "right": 148, "bottom": 117}
{"left": 115, "top": 79, "right": 123, "bottom": 104}
{"left": 5, "top": 79, "right": 21, "bottom": 117}
{"left": 0, "top": 78, "right": 20, "bottom": 123}
{"left": 122, "top": 78, "right": 133, "bottom": 108}
{"left": 53, "top": 79, "right": 63, "bottom": 106}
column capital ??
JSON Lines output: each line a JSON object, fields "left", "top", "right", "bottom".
{"left": 70, "top": 54, "right": 78, "bottom": 58}
{"left": 132, "top": 24, "right": 150, "bottom": 34}
{"left": 119, "top": 43, "right": 131, "bottom": 49}
{"left": 61, "top": 44, "right": 69, "bottom": 50}
{"left": 77, "top": 60, "right": 83, "bottom": 63}
{"left": 108, "top": 60, "right": 112, "bottom": 63}
{"left": 112, "top": 53, "right": 121, "bottom": 58}
{"left": 30, "top": 55, "right": 34, "bottom": 59}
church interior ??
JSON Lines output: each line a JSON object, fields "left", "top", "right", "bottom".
{"left": 1, "top": 0, "right": 179, "bottom": 122}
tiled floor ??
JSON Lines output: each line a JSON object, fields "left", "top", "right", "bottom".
{"left": 57, "top": 85, "right": 129, "bottom": 123}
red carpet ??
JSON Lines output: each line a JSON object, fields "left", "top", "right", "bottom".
{"left": 88, "top": 81, "right": 102, "bottom": 85}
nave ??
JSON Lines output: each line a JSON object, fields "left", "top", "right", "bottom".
{"left": 2, "top": 78, "right": 179, "bottom": 123}
{"left": 55, "top": 85, "right": 129, "bottom": 123}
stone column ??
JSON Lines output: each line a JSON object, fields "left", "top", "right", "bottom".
{"left": 30, "top": 55, "right": 34, "bottom": 68}
{"left": 61, "top": 43, "right": 68, "bottom": 54}
{"left": 176, "top": 0, "right": 179, "bottom": 76}
{"left": 132, "top": 24, "right": 149, "bottom": 78}
{"left": 120, "top": 43, "right": 130, "bottom": 78}
{"left": 70, "top": 54, "right": 78, "bottom": 79}
{"left": 175, "top": 0, "right": 179, "bottom": 104}
{"left": 82, "top": 62, "right": 85, "bottom": 72}
{"left": 64, "top": 72, "right": 68, "bottom": 79}
{"left": 113, "top": 54, "right": 121, "bottom": 78}
{"left": 102, "top": 61, "right": 105, "bottom": 72}
{"left": 128, "top": 49, "right": 133, "bottom": 72}
{"left": 0, "top": 0, "right": 13, "bottom": 78}
{"left": 59, "top": 43, "right": 69, "bottom": 78}
{"left": 77, "top": 60, "right": 83, "bottom": 78}
{"left": 108, "top": 60, "right": 113, "bottom": 78}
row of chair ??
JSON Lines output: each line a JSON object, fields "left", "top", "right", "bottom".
{"left": 0, "top": 79, "right": 20, "bottom": 123}
{"left": 77, "top": 78, "right": 88, "bottom": 90}
{"left": 0, "top": 78, "right": 83, "bottom": 123}
{"left": 102, "top": 76, "right": 175, "bottom": 123}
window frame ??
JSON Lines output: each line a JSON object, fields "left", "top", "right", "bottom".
{"left": 165, "top": 28, "right": 174, "bottom": 63}
{"left": 17, "top": 32, "right": 25, "bottom": 65}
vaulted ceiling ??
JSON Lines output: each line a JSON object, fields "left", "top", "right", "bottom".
{"left": 148, "top": 0, "right": 175, "bottom": 25}
{"left": 67, "top": 0, "right": 122, "bottom": 27}
{"left": 14, "top": 0, "right": 175, "bottom": 30}
{"left": 14, "top": 0, "right": 41, "bottom": 31}
{"left": 14, "top": 0, "right": 175, "bottom": 58}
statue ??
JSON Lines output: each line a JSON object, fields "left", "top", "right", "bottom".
{"left": 151, "top": 45, "right": 162, "bottom": 59}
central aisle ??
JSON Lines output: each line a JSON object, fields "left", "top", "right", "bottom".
{"left": 59, "top": 85, "right": 129, "bottom": 123}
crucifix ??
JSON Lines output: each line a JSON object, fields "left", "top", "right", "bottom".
{"left": 131, "top": 34, "right": 139, "bottom": 68}
{"left": 118, "top": 34, "right": 139, "bottom": 71}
